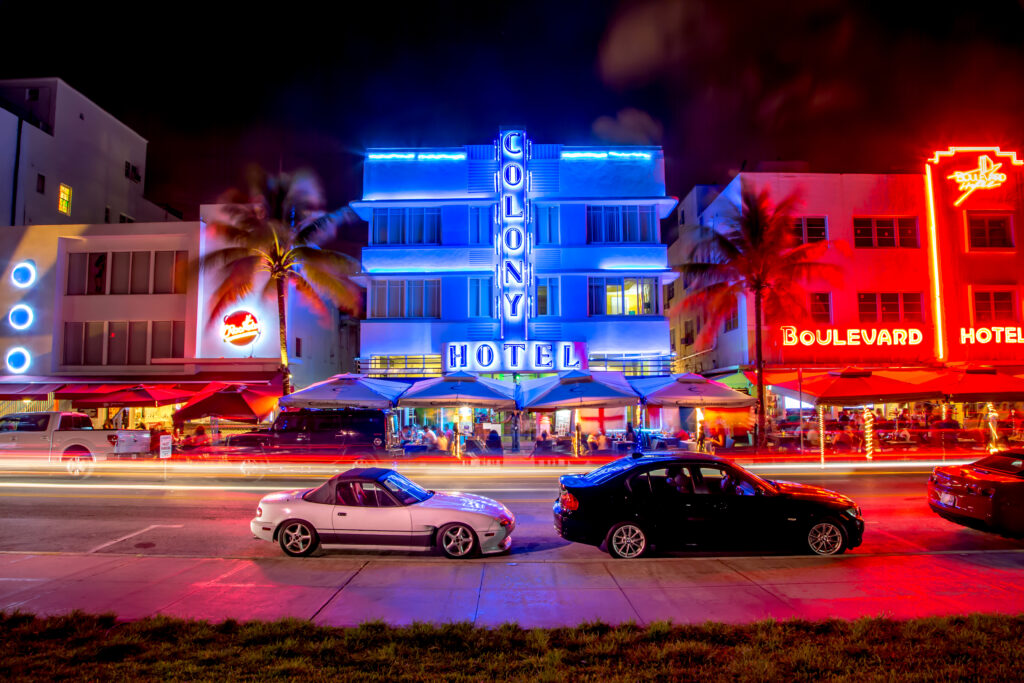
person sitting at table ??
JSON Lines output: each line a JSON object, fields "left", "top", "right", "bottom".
{"left": 597, "top": 429, "right": 610, "bottom": 451}
{"left": 896, "top": 425, "right": 912, "bottom": 442}
{"left": 533, "top": 431, "right": 552, "bottom": 453}
{"left": 675, "top": 427, "right": 690, "bottom": 441}
{"left": 486, "top": 429, "right": 503, "bottom": 454}
{"left": 834, "top": 425, "right": 854, "bottom": 451}
{"left": 586, "top": 432, "right": 597, "bottom": 452}
{"left": 806, "top": 422, "right": 821, "bottom": 447}
{"left": 423, "top": 424, "right": 438, "bottom": 450}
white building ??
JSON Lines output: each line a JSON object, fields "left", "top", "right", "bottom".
{"left": 349, "top": 128, "right": 679, "bottom": 378}
{"left": 0, "top": 78, "right": 175, "bottom": 227}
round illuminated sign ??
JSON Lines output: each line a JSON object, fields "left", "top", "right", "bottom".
{"left": 8, "top": 304, "right": 33, "bottom": 330}
{"left": 11, "top": 261, "right": 36, "bottom": 289}
{"left": 5, "top": 347, "right": 31, "bottom": 374}
{"left": 222, "top": 310, "right": 260, "bottom": 346}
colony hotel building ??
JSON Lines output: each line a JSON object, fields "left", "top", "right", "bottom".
{"left": 349, "top": 128, "right": 678, "bottom": 377}
{"left": 670, "top": 146, "right": 1024, "bottom": 379}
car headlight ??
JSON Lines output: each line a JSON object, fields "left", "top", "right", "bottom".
{"left": 844, "top": 506, "right": 861, "bottom": 519}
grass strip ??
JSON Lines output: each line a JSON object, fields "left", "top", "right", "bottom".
{"left": 1, "top": 611, "right": 1022, "bottom": 681}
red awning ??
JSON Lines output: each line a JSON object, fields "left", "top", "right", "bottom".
{"left": 768, "top": 367, "right": 945, "bottom": 406}
{"left": 173, "top": 383, "right": 280, "bottom": 423}
{"left": 0, "top": 383, "right": 64, "bottom": 401}
{"left": 74, "top": 385, "right": 199, "bottom": 408}
{"left": 54, "top": 384, "right": 135, "bottom": 400}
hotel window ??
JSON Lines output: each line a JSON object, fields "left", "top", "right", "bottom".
{"left": 810, "top": 292, "right": 832, "bottom": 323}
{"left": 469, "top": 277, "right": 493, "bottom": 317}
{"left": 857, "top": 292, "right": 923, "bottom": 323}
{"left": 535, "top": 206, "right": 560, "bottom": 245}
{"left": 36, "top": 174, "right": 45, "bottom": 194}
{"left": 791, "top": 217, "right": 827, "bottom": 244}
{"left": 974, "top": 290, "right": 1016, "bottom": 324}
{"left": 586, "top": 206, "right": 657, "bottom": 243}
{"left": 724, "top": 304, "right": 739, "bottom": 332}
{"left": 683, "top": 320, "right": 694, "bottom": 346}
{"left": 666, "top": 282, "right": 675, "bottom": 302}
{"left": 371, "top": 279, "right": 440, "bottom": 318}
{"left": 968, "top": 213, "right": 1013, "bottom": 249}
{"left": 469, "top": 205, "right": 494, "bottom": 245}
{"left": 295, "top": 337, "right": 303, "bottom": 358}
{"left": 853, "top": 217, "right": 918, "bottom": 248}
{"left": 58, "top": 184, "right": 72, "bottom": 215}
{"left": 372, "top": 208, "right": 441, "bottom": 245}
{"left": 151, "top": 321, "right": 186, "bottom": 359}
{"left": 587, "top": 277, "right": 658, "bottom": 315}
{"left": 536, "top": 277, "right": 559, "bottom": 316}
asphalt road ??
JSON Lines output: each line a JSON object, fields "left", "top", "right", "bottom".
{"left": 0, "top": 465, "right": 1020, "bottom": 559}
{"left": 3, "top": 465, "right": 1024, "bottom": 626}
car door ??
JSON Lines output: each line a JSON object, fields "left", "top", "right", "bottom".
{"left": 13, "top": 414, "right": 52, "bottom": 457}
{"left": 333, "top": 481, "right": 413, "bottom": 547}
{"left": 692, "top": 464, "right": 787, "bottom": 550}
{"left": 626, "top": 466, "right": 704, "bottom": 549}
{"left": 686, "top": 465, "right": 734, "bottom": 548}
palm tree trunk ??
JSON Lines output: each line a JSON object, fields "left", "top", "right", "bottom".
{"left": 753, "top": 288, "right": 766, "bottom": 449}
{"left": 276, "top": 277, "right": 291, "bottom": 396}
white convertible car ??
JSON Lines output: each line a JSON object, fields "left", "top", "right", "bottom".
{"left": 251, "top": 468, "right": 515, "bottom": 558}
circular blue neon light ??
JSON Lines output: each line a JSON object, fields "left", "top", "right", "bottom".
{"left": 8, "top": 304, "right": 33, "bottom": 330}
{"left": 5, "top": 347, "right": 31, "bottom": 374}
{"left": 11, "top": 261, "right": 36, "bottom": 289}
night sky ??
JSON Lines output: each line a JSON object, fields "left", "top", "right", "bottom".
{"left": 5, "top": 0, "right": 1024, "bottom": 235}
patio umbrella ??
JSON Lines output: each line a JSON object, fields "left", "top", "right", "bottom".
{"left": 768, "top": 367, "right": 943, "bottom": 406}
{"left": 54, "top": 384, "right": 135, "bottom": 400}
{"left": 73, "top": 384, "right": 197, "bottom": 408}
{"left": 521, "top": 370, "right": 639, "bottom": 411}
{"left": 279, "top": 373, "right": 409, "bottom": 409}
{"left": 923, "top": 367, "right": 1024, "bottom": 402}
{"left": 397, "top": 371, "right": 517, "bottom": 409}
{"left": 629, "top": 373, "right": 756, "bottom": 408}
{"left": 173, "top": 383, "right": 279, "bottom": 423}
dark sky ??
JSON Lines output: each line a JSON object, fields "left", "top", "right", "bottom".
{"left": 5, "top": 0, "right": 1024, "bottom": 227}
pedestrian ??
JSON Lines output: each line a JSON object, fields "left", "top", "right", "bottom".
{"left": 625, "top": 422, "right": 637, "bottom": 449}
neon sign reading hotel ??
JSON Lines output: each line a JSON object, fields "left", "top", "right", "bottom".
{"left": 781, "top": 326, "right": 924, "bottom": 347}
{"left": 444, "top": 128, "right": 585, "bottom": 373}
{"left": 947, "top": 155, "right": 1007, "bottom": 206}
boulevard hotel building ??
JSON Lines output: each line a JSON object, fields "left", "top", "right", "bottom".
{"left": 668, "top": 146, "right": 1024, "bottom": 384}
{"left": 349, "top": 129, "right": 678, "bottom": 378}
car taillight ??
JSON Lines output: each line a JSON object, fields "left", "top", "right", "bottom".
{"left": 257, "top": 506, "right": 263, "bottom": 517}
{"left": 560, "top": 490, "right": 579, "bottom": 512}
{"left": 499, "top": 518, "right": 512, "bottom": 527}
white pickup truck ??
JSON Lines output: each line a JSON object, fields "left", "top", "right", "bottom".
{"left": 0, "top": 411, "right": 151, "bottom": 476}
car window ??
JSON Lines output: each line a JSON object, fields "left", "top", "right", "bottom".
{"left": 336, "top": 481, "right": 397, "bottom": 507}
{"left": 7, "top": 414, "right": 49, "bottom": 432}
{"left": 692, "top": 466, "right": 728, "bottom": 495}
{"left": 75, "top": 415, "right": 94, "bottom": 430}
{"left": 274, "top": 414, "right": 305, "bottom": 432}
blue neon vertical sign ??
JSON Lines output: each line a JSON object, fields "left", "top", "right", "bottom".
{"left": 498, "top": 129, "right": 529, "bottom": 361}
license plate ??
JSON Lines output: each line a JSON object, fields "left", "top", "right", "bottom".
{"left": 939, "top": 492, "right": 956, "bottom": 506}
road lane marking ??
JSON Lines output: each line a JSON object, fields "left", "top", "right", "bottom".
{"left": 88, "top": 524, "right": 185, "bottom": 554}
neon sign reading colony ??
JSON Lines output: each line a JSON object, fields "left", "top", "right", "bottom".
{"left": 781, "top": 326, "right": 924, "bottom": 347}
{"left": 947, "top": 155, "right": 1007, "bottom": 207}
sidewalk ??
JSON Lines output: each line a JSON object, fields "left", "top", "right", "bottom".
{"left": 3, "top": 549, "right": 1023, "bottom": 627}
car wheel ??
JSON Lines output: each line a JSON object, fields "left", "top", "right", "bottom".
{"left": 62, "top": 449, "right": 94, "bottom": 479}
{"left": 278, "top": 520, "right": 319, "bottom": 557}
{"left": 607, "top": 522, "right": 648, "bottom": 559}
{"left": 806, "top": 518, "right": 847, "bottom": 556}
{"left": 438, "top": 523, "right": 478, "bottom": 559}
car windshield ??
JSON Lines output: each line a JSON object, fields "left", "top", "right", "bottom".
{"left": 974, "top": 454, "right": 1024, "bottom": 476}
{"left": 380, "top": 472, "right": 432, "bottom": 505}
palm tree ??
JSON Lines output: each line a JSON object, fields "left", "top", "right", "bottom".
{"left": 676, "top": 182, "right": 842, "bottom": 447}
{"left": 203, "top": 167, "right": 361, "bottom": 395}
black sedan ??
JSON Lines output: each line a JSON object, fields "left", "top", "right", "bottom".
{"left": 553, "top": 453, "right": 864, "bottom": 558}
{"left": 928, "top": 452, "right": 1024, "bottom": 537}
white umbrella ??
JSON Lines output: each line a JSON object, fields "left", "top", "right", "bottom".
{"left": 521, "top": 370, "right": 639, "bottom": 411}
{"left": 279, "top": 373, "right": 409, "bottom": 409}
{"left": 628, "top": 373, "right": 756, "bottom": 408}
{"left": 397, "top": 371, "right": 518, "bottom": 409}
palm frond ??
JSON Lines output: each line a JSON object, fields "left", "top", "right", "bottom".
{"left": 287, "top": 272, "right": 330, "bottom": 319}
{"left": 206, "top": 255, "right": 261, "bottom": 322}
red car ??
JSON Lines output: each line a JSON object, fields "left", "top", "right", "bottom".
{"left": 928, "top": 452, "right": 1024, "bottom": 537}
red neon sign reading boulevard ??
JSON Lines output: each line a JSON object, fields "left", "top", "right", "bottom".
{"left": 781, "top": 326, "right": 924, "bottom": 347}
